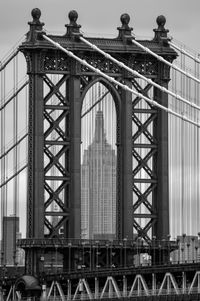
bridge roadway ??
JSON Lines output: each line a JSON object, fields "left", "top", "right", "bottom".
{"left": 17, "top": 238, "right": 178, "bottom": 271}
{"left": 0, "top": 239, "right": 198, "bottom": 299}
{"left": 2, "top": 262, "right": 200, "bottom": 300}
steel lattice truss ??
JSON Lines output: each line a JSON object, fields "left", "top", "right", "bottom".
{"left": 43, "top": 74, "right": 70, "bottom": 237}
{"left": 132, "top": 80, "right": 158, "bottom": 243}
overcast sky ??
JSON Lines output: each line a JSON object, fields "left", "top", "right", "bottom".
{"left": 1, "top": 0, "right": 200, "bottom": 58}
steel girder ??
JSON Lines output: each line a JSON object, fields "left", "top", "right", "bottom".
{"left": 132, "top": 80, "right": 158, "bottom": 243}
{"left": 43, "top": 74, "right": 70, "bottom": 238}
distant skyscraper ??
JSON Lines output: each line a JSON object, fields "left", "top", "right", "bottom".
{"left": 2, "top": 216, "right": 24, "bottom": 265}
{"left": 171, "top": 235, "right": 199, "bottom": 263}
{"left": 81, "top": 110, "right": 116, "bottom": 239}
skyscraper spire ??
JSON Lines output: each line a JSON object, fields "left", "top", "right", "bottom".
{"left": 93, "top": 110, "right": 107, "bottom": 143}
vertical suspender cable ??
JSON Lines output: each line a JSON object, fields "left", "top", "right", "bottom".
{"left": 13, "top": 52, "right": 19, "bottom": 265}
{"left": 196, "top": 60, "right": 200, "bottom": 236}
{"left": 1, "top": 66, "right": 6, "bottom": 266}
{"left": 13, "top": 52, "right": 16, "bottom": 264}
{"left": 172, "top": 67, "right": 177, "bottom": 237}
{"left": 25, "top": 77, "right": 29, "bottom": 239}
{"left": 194, "top": 58, "right": 200, "bottom": 236}
{"left": 180, "top": 50, "right": 184, "bottom": 236}
{"left": 189, "top": 74, "right": 192, "bottom": 235}
{"left": 186, "top": 63, "right": 190, "bottom": 234}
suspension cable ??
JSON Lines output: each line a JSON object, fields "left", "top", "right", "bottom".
{"left": 0, "top": 164, "right": 28, "bottom": 189}
{"left": 42, "top": 34, "right": 200, "bottom": 128}
{"left": 0, "top": 78, "right": 29, "bottom": 111}
{"left": 169, "top": 41, "right": 200, "bottom": 64}
{"left": 0, "top": 66, "right": 6, "bottom": 266}
{"left": 13, "top": 52, "right": 19, "bottom": 265}
{"left": 0, "top": 49, "right": 19, "bottom": 72}
{"left": 131, "top": 38, "right": 200, "bottom": 85}
{"left": 81, "top": 90, "right": 109, "bottom": 118}
{"left": 0, "top": 133, "right": 28, "bottom": 160}
{"left": 80, "top": 36, "right": 200, "bottom": 112}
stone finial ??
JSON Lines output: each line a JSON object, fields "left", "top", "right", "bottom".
{"left": 117, "top": 13, "right": 133, "bottom": 43}
{"left": 156, "top": 15, "right": 166, "bottom": 30}
{"left": 31, "top": 8, "right": 42, "bottom": 24}
{"left": 120, "top": 13, "right": 131, "bottom": 29}
{"left": 68, "top": 10, "right": 78, "bottom": 25}
{"left": 65, "top": 10, "right": 81, "bottom": 38}
{"left": 153, "top": 15, "right": 169, "bottom": 44}
{"left": 27, "top": 8, "right": 44, "bottom": 42}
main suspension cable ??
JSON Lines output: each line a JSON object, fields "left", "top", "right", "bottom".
{"left": 169, "top": 41, "right": 200, "bottom": 64}
{"left": 81, "top": 90, "right": 109, "bottom": 118}
{"left": 42, "top": 34, "right": 200, "bottom": 128}
{"left": 80, "top": 36, "right": 200, "bottom": 112}
{"left": 131, "top": 38, "right": 200, "bottom": 85}
{"left": 0, "top": 49, "right": 19, "bottom": 72}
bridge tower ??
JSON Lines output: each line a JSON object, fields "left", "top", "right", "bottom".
{"left": 19, "top": 9, "right": 177, "bottom": 275}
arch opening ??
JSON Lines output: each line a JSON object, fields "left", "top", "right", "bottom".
{"left": 81, "top": 82, "right": 118, "bottom": 240}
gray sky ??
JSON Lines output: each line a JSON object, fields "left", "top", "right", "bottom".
{"left": 1, "top": 0, "right": 200, "bottom": 58}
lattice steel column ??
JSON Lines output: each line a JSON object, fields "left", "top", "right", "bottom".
{"left": 132, "top": 80, "right": 157, "bottom": 243}
{"left": 120, "top": 79, "right": 133, "bottom": 239}
{"left": 43, "top": 73, "right": 71, "bottom": 238}
{"left": 131, "top": 16, "right": 177, "bottom": 242}
{"left": 67, "top": 59, "right": 81, "bottom": 238}
{"left": 153, "top": 62, "right": 171, "bottom": 240}
{"left": 20, "top": 10, "right": 46, "bottom": 274}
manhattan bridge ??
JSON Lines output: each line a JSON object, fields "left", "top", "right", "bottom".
{"left": 1, "top": 8, "right": 200, "bottom": 300}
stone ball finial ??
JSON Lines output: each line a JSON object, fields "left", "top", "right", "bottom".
{"left": 156, "top": 15, "right": 166, "bottom": 28}
{"left": 31, "top": 8, "right": 41, "bottom": 22}
{"left": 117, "top": 13, "right": 133, "bottom": 42}
{"left": 68, "top": 10, "right": 78, "bottom": 25}
{"left": 120, "top": 13, "right": 130, "bottom": 27}
{"left": 65, "top": 10, "right": 81, "bottom": 37}
{"left": 153, "top": 14, "right": 168, "bottom": 43}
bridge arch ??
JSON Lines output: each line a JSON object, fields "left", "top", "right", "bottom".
{"left": 80, "top": 79, "right": 120, "bottom": 240}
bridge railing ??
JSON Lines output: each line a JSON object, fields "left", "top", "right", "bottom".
{"left": 17, "top": 238, "right": 177, "bottom": 248}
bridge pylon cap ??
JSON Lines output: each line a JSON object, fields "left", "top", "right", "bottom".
{"left": 31, "top": 8, "right": 41, "bottom": 23}
{"left": 117, "top": 13, "right": 133, "bottom": 43}
{"left": 68, "top": 10, "right": 78, "bottom": 25}
{"left": 156, "top": 15, "right": 166, "bottom": 29}
{"left": 26, "top": 8, "right": 44, "bottom": 43}
{"left": 153, "top": 14, "right": 169, "bottom": 44}
{"left": 65, "top": 10, "right": 81, "bottom": 37}
{"left": 120, "top": 13, "right": 131, "bottom": 28}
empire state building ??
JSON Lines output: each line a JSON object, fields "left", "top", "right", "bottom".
{"left": 81, "top": 110, "right": 117, "bottom": 240}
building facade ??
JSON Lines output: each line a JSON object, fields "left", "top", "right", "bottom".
{"left": 2, "top": 216, "right": 24, "bottom": 265}
{"left": 81, "top": 110, "right": 117, "bottom": 239}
